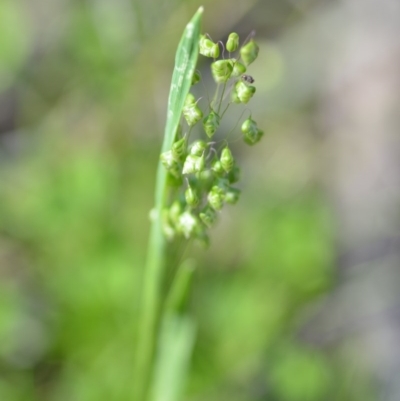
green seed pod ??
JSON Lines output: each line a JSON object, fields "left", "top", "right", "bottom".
{"left": 160, "top": 150, "right": 182, "bottom": 175}
{"left": 203, "top": 110, "right": 220, "bottom": 138}
{"left": 235, "top": 81, "right": 256, "bottom": 103}
{"left": 215, "top": 178, "right": 230, "bottom": 196}
{"left": 182, "top": 154, "right": 205, "bottom": 174}
{"left": 197, "top": 169, "right": 214, "bottom": 190}
{"left": 243, "top": 132, "right": 255, "bottom": 145}
{"left": 185, "top": 185, "right": 199, "bottom": 208}
{"left": 182, "top": 155, "right": 198, "bottom": 174}
{"left": 244, "top": 129, "right": 264, "bottom": 145}
{"left": 211, "top": 59, "right": 233, "bottom": 83}
{"left": 166, "top": 171, "right": 183, "bottom": 187}
{"left": 191, "top": 70, "right": 201, "bottom": 85}
{"left": 241, "top": 117, "right": 258, "bottom": 134}
{"left": 185, "top": 93, "right": 196, "bottom": 106}
{"left": 167, "top": 164, "right": 183, "bottom": 180}
{"left": 220, "top": 147, "right": 234, "bottom": 173}
{"left": 208, "top": 185, "right": 225, "bottom": 211}
{"left": 199, "top": 35, "right": 220, "bottom": 58}
{"left": 183, "top": 102, "right": 203, "bottom": 126}
{"left": 209, "top": 43, "right": 220, "bottom": 58}
{"left": 227, "top": 165, "right": 241, "bottom": 183}
{"left": 241, "top": 117, "right": 263, "bottom": 145}
{"left": 226, "top": 32, "right": 239, "bottom": 52}
{"left": 190, "top": 140, "right": 207, "bottom": 156}
{"left": 172, "top": 137, "right": 187, "bottom": 161}
{"left": 240, "top": 39, "right": 259, "bottom": 65}
{"left": 211, "top": 160, "right": 225, "bottom": 176}
{"left": 160, "top": 150, "right": 174, "bottom": 168}
{"left": 231, "top": 61, "right": 246, "bottom": 78}
{"left": 225, "top": 187, "right": 241, "bottom": 204}
{"left": 199, "top": 34, "right": 207, "bottom": 47}
{"left": 199, "top": 206, "right": 217, "bottom": 228}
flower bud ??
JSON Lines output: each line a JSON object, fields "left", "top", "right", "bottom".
{"left": 240, "top": 40, "right": 259, "bottom": 65}
{"left": 203, "top": 110, "right": 220, "bottom": 138}
{"left": 211, "top": 59, "right": 233, "bottom": 83}
{"left": 199, "top": 206, "right": 217, "bottom": 228}
{"left": 235, "top": 81, "right": 256, "bottom": 103}
{"left": 225, "top": 187, "right": 241, "bottom": 204}
{"left": 183, "top": 102, "right": 203, "bottom": 126}
{"left": 199, "top": 35, "right": 220, "bottom": 58}
{"left": 220, "top": 147, "right": 234, "bottom": 173}
{"left": 190, "top": 140, "right": 207, "bottom": 156}
{"left": 208, "top": 185, "right": 225, "bottom": 211}
{"left": 226, "top": 32, "right": 239, "bottom": 52}
{"left": 191, "top": 70, "right": 201, "bottom": 85}
{"left": 185, "top": 185, "right": 199, "bottom": 208}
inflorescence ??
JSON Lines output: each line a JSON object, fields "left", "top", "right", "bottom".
{"left": 160, "top": 32, "right": 263, "bottom": 246}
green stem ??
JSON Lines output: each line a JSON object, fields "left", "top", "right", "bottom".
{"left": 211, "top": 83, "right": 220, "bottom": 110}
{"left": 220, "top": 102, "right": 231, "bottom": 119}
{"left": 134, "top": 163, "right": 168, "bottom": 401}
{"left": 217, "top": 82, "right": 227, "bottom": 115}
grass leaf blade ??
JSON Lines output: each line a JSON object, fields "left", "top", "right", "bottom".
{"left": 135, "top": 8, "right": 203, "bottom": 401}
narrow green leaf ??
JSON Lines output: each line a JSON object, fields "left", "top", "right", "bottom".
{"left": 165, "top": 259, "right": 196, "bottom": 315}
{"left": 162, "top": 7, "right": 203, "bottom": 152}
{"left": 151, "top": 315, "right": 196, "bottom": 401}
{"left": 135, "top": 8, "right": 203, "bottom": 401}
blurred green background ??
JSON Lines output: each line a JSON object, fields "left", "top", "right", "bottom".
{"left": 2, "top": 0, "right": 399, "bottom": 400}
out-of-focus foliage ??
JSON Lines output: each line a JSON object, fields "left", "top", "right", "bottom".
{"left": 0, "top": 1, "right": 30, "bottom": 91}
{"left": 0, "top": 0, "right": 384, "bottom": 400}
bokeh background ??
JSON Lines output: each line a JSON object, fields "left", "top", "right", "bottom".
{"left": 1, "top": 0, "right": 400, "bottom": 400}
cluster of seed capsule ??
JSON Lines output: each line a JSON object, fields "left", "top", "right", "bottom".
{"left": 160, "top": 32, "right": 263, "bottom": 245}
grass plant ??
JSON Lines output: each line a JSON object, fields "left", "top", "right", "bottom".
{"left": 135, "top": 7, "right": 262, "bottom": 401}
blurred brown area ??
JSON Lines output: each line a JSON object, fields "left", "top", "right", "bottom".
{"left": 0, "top": 0, "right": 399, "bottom": 400}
